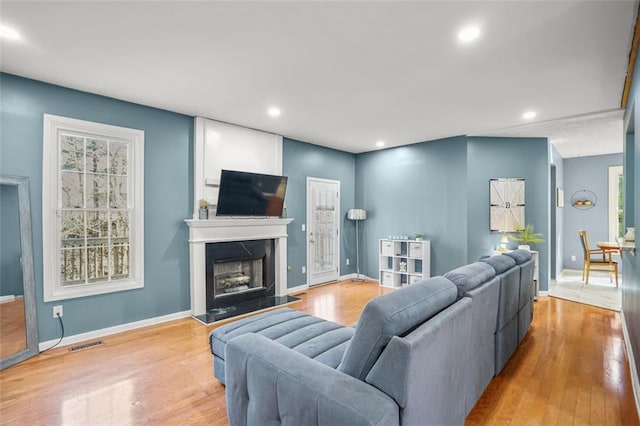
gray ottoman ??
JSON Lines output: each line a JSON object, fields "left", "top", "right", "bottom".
{"left": 209, "top": 308, "right": 354, "bottom": 384}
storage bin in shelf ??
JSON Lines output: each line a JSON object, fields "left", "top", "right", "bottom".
{"left": 378, "top": 239, "right": 431, "bottom": 288}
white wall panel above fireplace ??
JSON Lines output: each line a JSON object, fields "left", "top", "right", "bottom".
{"left": 193, "top": 117, "right": 283, "bottom": 218}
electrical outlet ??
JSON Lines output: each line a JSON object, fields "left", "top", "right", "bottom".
{"left": 302, "top": 224, "right": 306, "bottom": 232}
{"left": 302, "top": 266, "right": 306, "bottom": 274}
{"left": 346, "top": 258, "right": 350, "bottom": 265}
{"left": 53, "top": 305, "right": 63, "bottom": 318}
{"left": 571, "top": 255, "right": 576, "bottom": 261}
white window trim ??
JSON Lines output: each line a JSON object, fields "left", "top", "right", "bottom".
{"left": 43, "top": 114, "right": 144, "bottom": 302}
{"left": 608, "top": 165, "right": 623, "bottom": 242}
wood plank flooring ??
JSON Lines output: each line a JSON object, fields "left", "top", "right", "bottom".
{"left": 0, "top": 280, "right": 638, "bottom": 425}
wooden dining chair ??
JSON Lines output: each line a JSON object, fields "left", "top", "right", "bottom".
{"left": 578, "top": 229, "right": 618, "bottom": 286}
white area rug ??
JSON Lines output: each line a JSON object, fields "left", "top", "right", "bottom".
{"left": 548, "top": 269, "right": 621, "bottom": 311}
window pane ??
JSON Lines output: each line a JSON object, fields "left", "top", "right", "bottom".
{"left": 87, "top": 173, "right": 108, "bottom": 208}
{"left": 61, "top": 171, "right": 84, "bottom": 208}
{"left": 60, "top": 135, "right": 84, "bottom": 172}
{"left": 61, "top": 210, "right": 85, "bottom": 240}
{"left": 87, "top": 242, "right": 109, "bottom": 283}
{"left": 61, "top": 210, "right": 86, "bottom": 285}
{"left": 111, "top": 243, "right": 130, "bottom": 279}
{"left": 86, "top": 139, "right": 109, "bottom": 174}
{"left": 110, "top": 176, "right": 128, "bottom": 208}
{"left": 87, "top": 211, "right": 108, "bottom": 239}
{"left": 111, "top": 211, "right": 130, "bottom": 238}
{"left": 109, "top": 141, "right": 128, "bottom": 176}
{"left": 61, "top": 247, "right": 86, "bottom": 286}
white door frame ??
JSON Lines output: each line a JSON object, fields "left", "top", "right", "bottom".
{"left": 306, "top": 177, "right": 340, "bottom": 286}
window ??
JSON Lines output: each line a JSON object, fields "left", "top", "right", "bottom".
{"left": 43, "top": 115, "right": 144, "bottom": 301}
{"left": 608, "top": 165, "right": 624, "bottom": 242}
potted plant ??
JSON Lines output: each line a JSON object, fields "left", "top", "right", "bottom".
{"left": 413, "top": 232, "right": 423, "bottom": 241}
{"left": 509, "top": 224, "right": 544, "bottom": 251}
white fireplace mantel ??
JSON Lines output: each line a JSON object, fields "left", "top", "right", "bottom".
{"left": 185, "top": 217, "right": 293, "bottom": 316}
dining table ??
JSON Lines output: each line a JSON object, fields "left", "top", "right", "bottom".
{"left": 596, "top": 241, "right": 622, "bottom": 260}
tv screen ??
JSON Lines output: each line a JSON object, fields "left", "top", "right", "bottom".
{"left": 216, "top": 170, "right": 288, "bottom": 217}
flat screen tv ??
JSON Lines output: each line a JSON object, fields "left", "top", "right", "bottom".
{"left": 216, "top": 170, "right": 288, "bottom": 217}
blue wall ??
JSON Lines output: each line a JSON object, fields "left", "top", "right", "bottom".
{"left": 622, "top": 36, "right": 640, "bottom": 400}
{"left": 467, "top": 137, "right": 550, "bottom": 291}
{"left": 0, "top": 185, "right": 24, "bottom": 297}
{"left": 354, "top": 136, "right": 549, "bottom": 289}
{"left": 355, "top": 136, "right": 469, "bottom": 278}
{"left": 0, "top": 73, "right": 193, "bottom": 341}
{"left": 561, "top": 153, "right": 623, "bottom": 271}
{"left": 283, "top": 138, "right": 356, "bottom": 288}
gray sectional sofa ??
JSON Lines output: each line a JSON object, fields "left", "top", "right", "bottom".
{"left": 209, "top": 250, "right": 535, "bottom": 426}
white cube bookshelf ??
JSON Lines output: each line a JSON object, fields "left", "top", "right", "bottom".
{"left": 379, "top": 239, "right": 431, "bottom": 288}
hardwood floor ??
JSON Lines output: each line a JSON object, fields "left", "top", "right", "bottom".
{"left": 0, "top": 280, "right": 637, "bottom": 425}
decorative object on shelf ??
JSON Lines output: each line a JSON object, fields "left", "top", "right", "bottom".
{"left": 399, "top": 260, "right": 407, "bottom": 272}
{"left": 199, "top": 199, "right": 209, "bottom": 219}
{"left": 624, "top": 227, "right": 635, "bottom": 242}
{"left": 570, "top": 189, "right": 597, "bottom": 209}
{"left": 498, "top": 233, "right": 509, "bottom": 252}
{"left": 347, "top": 208, "right": 367, "bottom": 282}
{"left": 490, "top": 178, "right": 525, "bottom": 232}
{"left": 508, "top": 224, "right": 544, "bottom": 251}
{"left": 413, "top": 232, "right": 423, "bottom": 241}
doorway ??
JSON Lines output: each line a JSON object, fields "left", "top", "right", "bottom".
{"left": 306, "top": 177, "right": 340, "bottom": 286}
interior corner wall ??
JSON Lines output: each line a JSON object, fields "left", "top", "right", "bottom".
{"left": 466, "top": 137, "right": 550, "bottom": 291}
{"left": 0, "top": 73, "right": 193, "bottom": 342}
{"left": 282, "top": 138, "right": 356, "bottom": 288}
{"left": 354, "top": 136, "right": 468, "bottom": 278}
{"left": 551, "top": 145, "right": 565, "bottom": 277}
{"left": 622, "top": 40, "right": 640, "bottom": 400}
{"left": 561, "top": 153, "right": 623, "bottom": 272}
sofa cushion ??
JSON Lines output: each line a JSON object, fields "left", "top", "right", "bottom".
{"left": 481, "top": 255, "right": 516, "bottom": 274}
{"left": 444, "top": 262, "right": 496, "bottom": 296}
{"left": 210, "top": 308, "right": 354, "bottom": 383}
{"left": 338, "top": 276, "right": 457, "bottom": 381}
{"left": 503, "top": 249, "right": 532, "bottom": 265}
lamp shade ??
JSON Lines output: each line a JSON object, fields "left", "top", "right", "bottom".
{"left": 347, "top": 209, "right": 367, "bottom": 220}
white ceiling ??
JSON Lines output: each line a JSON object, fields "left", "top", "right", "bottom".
{"left": 0, "top": 1, "right": 636, "bottom": 156}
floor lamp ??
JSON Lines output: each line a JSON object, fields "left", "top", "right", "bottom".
{"left": 347, "top": 209, "right": 367, "bottom": 282}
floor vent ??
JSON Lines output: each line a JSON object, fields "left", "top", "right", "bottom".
{"left": 68, "top": 340, "right": 104, "bottom": 353}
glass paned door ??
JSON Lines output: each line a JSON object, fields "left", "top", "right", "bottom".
{"left": 307, "top": 178, "right": 340, "bottom": 285}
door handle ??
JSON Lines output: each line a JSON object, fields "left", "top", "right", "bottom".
{"left": 309, "top": 232, "right": 314, "bottom": 244}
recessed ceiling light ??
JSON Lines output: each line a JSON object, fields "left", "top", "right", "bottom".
{"left": 458, "top": 26, "right": 480, "bottom": 42}
{"left": 375, "top": 140, "right": 385, "bottom": 147}
{"left": 267, "top": 107, "right": 281, "bottom": 117}
{"left": 0, "top": 24, "right": 21, "bottom": 41}
{"left": 522, "top": 111, "right": 537, "bottom": 120}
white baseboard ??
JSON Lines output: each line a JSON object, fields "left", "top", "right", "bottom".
{"left": 287, "top": 275, "right": 377, "bottom": 295}
{"left": 339, "top": 273, "right": 376, "bottom": 281}
{"left": 287, "top": 283, "right": 309, "bottom": 294}
{"left": 538, "top": 290, "right": 549, "bottom": 296}
{"left": 620, "top": 310, "right": 640, "bottom": 418}
{"left": 0, "top": 295, "right": 18, "bottom": 304}
{"left": 38, "top": 310, "right": 192, "bottom": 351}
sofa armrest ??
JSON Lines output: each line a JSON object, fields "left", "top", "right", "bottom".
{"left": 226, "top": 333, "right": 399, "bottom": 426}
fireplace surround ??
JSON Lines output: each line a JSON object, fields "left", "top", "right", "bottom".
{"left": 185, "top": 217, "right": 295, "bottom": 323}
